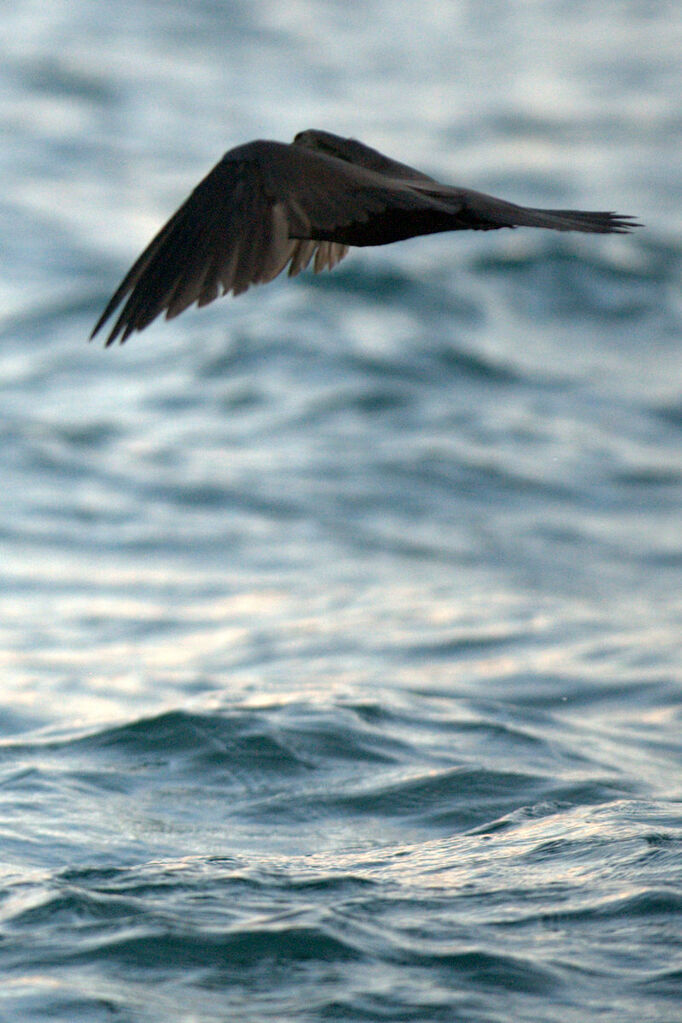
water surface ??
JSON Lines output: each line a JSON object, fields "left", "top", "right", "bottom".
{"left": 0, "top": 2, "right": 680, "bottom": 1021}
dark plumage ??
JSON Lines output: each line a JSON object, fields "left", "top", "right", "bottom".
{"left": 91, "top": 129, "right": 640, "bottom": 345}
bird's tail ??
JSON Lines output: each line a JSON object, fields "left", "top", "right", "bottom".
{"left": 437, "top": 186, "right": 641, "bottom": 234}
{"left": 488, "top": 204, "right": 639, "bottom": 234}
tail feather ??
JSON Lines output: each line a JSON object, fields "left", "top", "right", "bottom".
{"left": 455, "top": 189, "right": 641, "bottom": 234}
{"left": 497, "top": 206, "right": 639, "bottom": 234}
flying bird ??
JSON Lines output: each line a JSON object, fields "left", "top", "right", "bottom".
{"left": 91, "top": 130, "right": 639, "bottom": 345}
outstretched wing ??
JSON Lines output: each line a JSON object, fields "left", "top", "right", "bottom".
{"left": 295, "top": 130, "right": 639, "bottom": 234}
{"left": 91, "top": 139, "right": 453, "bottom": 345}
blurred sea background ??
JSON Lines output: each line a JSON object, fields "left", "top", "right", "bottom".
{"left": 1, "top": 2, "right": 680, "bottom": 1021}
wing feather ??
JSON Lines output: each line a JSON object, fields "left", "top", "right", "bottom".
{"left": 91, "top": 140, "right": 415, "bottom": 344}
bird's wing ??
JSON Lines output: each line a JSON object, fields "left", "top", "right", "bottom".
{"left": 91, "top": 139, "right": 448, "bottom": 345}
{"left": 292, "top": 129, "right": 437, "bottom": 183}
{"left": 293, "top": 131, "right": 638, "bottom": 233}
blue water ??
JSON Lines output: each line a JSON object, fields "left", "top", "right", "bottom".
{"left": 1, "top": 1, "right": 680, "bottom": 1020}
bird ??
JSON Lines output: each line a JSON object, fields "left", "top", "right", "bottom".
{"left": 91, "top": 129, "right": 639, "bottom": 345}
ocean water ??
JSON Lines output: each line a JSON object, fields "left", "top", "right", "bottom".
{"left": 1, "top": 1, "right": 680, "bottom": 1020}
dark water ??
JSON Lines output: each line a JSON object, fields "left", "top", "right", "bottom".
{"left": 1, "top": 2, "right": 680, "bottom": 1020}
